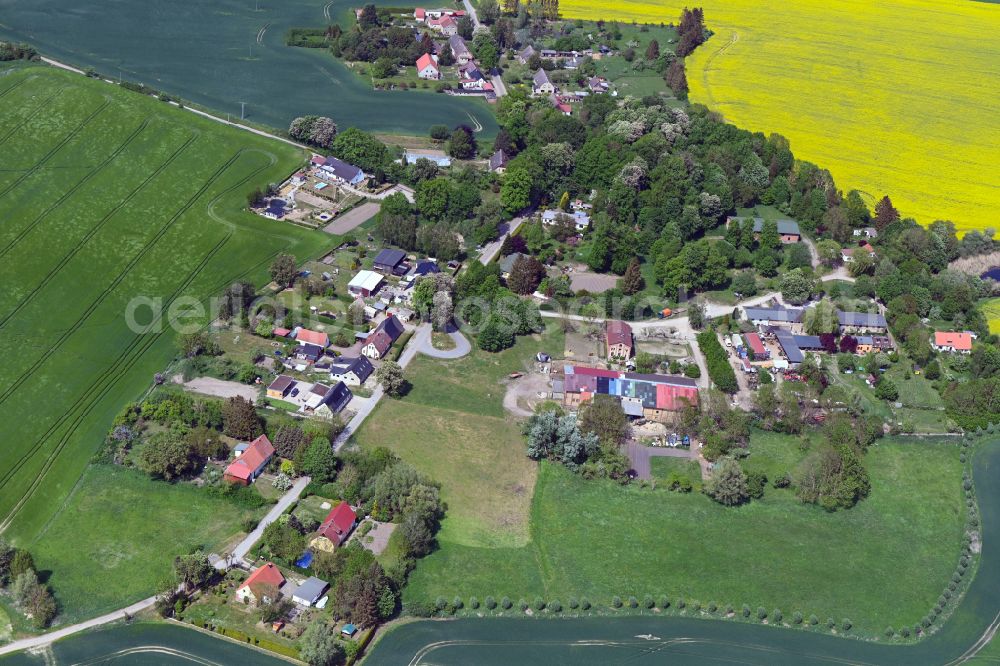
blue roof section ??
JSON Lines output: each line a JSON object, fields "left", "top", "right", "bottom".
{"left": 775, "top": 330, "right": 804, "bottom": 363}
{"left": 793, "top": 334, "right": 824, "bottom": 349}
{"left": 837, "top": 310, "right": 887, "bottom": 328}
{"left": 744, "top": 306, "right": 803, "bottom": 323}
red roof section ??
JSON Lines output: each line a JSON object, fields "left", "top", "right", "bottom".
{"left": 655, "top": 383, "right": 699, "bottom": 411}
{"left": 240, "top": 562, "right": 285, "bottom": 596}
{"left": 568, "top": 366, "right": 619, "bottom": 378}
{"left": 745, "top": 332, "right": 766, "bottom": 356}
{"left": 225, "top": 434, "right": 275, "bottom": 480}
{"left": 296, "top": 328, "right": 329, "bottom": 347}
{"left": 317, "top": 502, "right": 357, "bottom": 546}
{"left": 415, "top": 7, "right": 425, "bottom": 18}
{"left": 416, "top": 53, "right": 438, "bottom": 71}
{"left": 272, "top": 327, "right": 291, "bottom": 337}
{"left": 935, "top": 331, "right": 973, "bottom": 351}
{"left": 606, "top": 320, "right": 633, "bottom": 348}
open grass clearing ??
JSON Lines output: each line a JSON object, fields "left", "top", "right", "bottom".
{"left": 404, "top": 430, "right": 967, "bottom": 636}
{"left": 29, "top": 465, "right": 264, "bottom": 625}
{"left": 352, "top": 399, "right": 537, "bottom": 548}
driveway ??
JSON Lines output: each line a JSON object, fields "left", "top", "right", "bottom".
{"left": 418, "top": 325, "right": 471, "bottom": 359}
{"left": 179, "top": 377, "right": 258, "bottom": 402}
{"left": 323, "top": 202, "right": 380, "bottom": 235}
{"left": 226, "top": 475, "right": 312, "bottom": 567}
{"left": 479, "top": 217, "right": 525, "bottom": 265}
{"left": 627, "top": 441, "right": 692, "bottom": 480}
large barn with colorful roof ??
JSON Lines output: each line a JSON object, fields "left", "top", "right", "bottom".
{"left": 561, "top": 365, "right": 698, "bottom": 423}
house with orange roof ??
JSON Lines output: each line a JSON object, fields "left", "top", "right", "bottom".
{"left": 310, "top": 502, "right": 358, "bottom": 552}
{"left": 223, "top": 434, "right": 275, "bottom": 485}
{"left": 235, "top": 562, "right": 285, "bottom": 605}
{"left": 416, "top": 53, "right": 440, "bottom": 80}
{"left": 295, "top": 328, "right": 329, "bottom": 349}
{"left": 933, "top": 331, "right": 974, "bottom": 354}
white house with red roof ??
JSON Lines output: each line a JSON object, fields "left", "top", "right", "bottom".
{"left": 310, "top": 502, "right": 358, "bottom": 552}
{"left": 414, "top": 7, "right": 426, "bottom": 21}
{"left": 235, "top": 562, "right": 285, "bottom": 605}
{"left": 933, "top": 331, "right": 975, "bottom": 354}
{"left": 416, "top": 53, "right": 440, "bottom": 79}
{"left": 428, "top": 15, "right": 458, "bottom": 35}
{"left": 223, "top": 434, "right": 275, "bottom": 485}
{"left": 295, "top": 328, "right": 329, "bottom": 349}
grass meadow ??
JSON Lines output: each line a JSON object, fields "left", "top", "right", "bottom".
{"left": 0, "top": 65, "right": 329, "bottom": 612}
{"left": 403, "top": 433, "right": 966, "bottom": 635}
{"left": 351, "top": 324, "right": 565, "bottom": 548}
{"left": 29, "top": 465, "right": 264, "bottom": 624}
{"left": 560, "top": 0, "right": 1000, "bottom": 234}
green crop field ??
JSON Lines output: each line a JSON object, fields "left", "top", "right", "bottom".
{"left": 0, "top": 0, "right": 497, "bottom": 137}
{"left": 0, "top": 65, "right": 328, "bottom": 550}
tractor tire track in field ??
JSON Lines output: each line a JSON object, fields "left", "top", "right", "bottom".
{"left": 0, "top": 118, "right": 153, "bottom": 262}
{"left": 0, "top": 86, "right": 66, "bottom": 148}
{"left": 0, "top": 149, "right": 247, "bottom": 412}
{"left": 0, "top": 76, "right": 29, "bottom": 100}
{"left": 0, "top": 235, "right": 232, "bottom": 532}
{"left": 0, "top": 98, "right": 110, "bottom": 201}
{"left": 0, "top": 132, "right": 199, "bottom": 329}
{"left": 697, "top": 30, "right": 739, "bottom": 110}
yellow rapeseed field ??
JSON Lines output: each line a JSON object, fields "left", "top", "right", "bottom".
{"left": 561, "top": 0, "right": 1000, "bottom": 234}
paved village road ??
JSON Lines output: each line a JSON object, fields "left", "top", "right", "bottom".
{"left": 227, "top": 476, "right": 312, "bottom": 567}
{"left": 479, "top": 217, "right": 525, "bottom": 265}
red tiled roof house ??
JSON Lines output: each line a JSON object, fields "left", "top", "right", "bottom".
{"left": 223, "top": 434, "right": 275, "bottom": 485}
{"left": 310, "top": 502, "right": 358, "bottom": 552}
{"left": 235, "top": 562, "right": 285, "bottom": 606}
{"left": 606, "top": 320, "right": 633, "bottom": 360}
{"left": 932, "top": 331, "right": 974, "bottom": 354}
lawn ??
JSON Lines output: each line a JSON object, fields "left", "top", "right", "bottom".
{"left": 559, "top": 0, "right": 1000, "bottom": 234}
{"left": 29, "top": 464, "right": 265, "bottom": 624}
{"left": 649, "top": 456, "right": 702, "bottom": 489}
{"left": 0, "top": 65, "right": 328, "bottom": 614}
{"left": 352, "top": 399, "right": 537, "bottom": 548}
{"left": 401, "top": 324, "right": 565, "bottom": 419}
{"left": 403, "top": 433, "right": 967, "bottom": 636}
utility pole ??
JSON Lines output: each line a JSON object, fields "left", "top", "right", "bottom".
{"left": 240, "top": 102, "right": 246, "bottom": 121}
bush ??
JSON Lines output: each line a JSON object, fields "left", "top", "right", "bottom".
{"left": 900, "top": 626, "right": 911, "bottom": 638}
{"left": 792, "top": 611, "right": 803, "bottom": 624}
{"left": 519, "top": 599, "right": 528, "bottom": 611}
{"left": 725, "top": 604, "right": 734, "bottom": 615}
{"left": 707, "top": 602, "right": 717, "bottom": 613}
{"left": 628, "top": 596, "right": 639, "bottom": 609}
{"left": 644, "top": 595, "right": 655, "bottom": 609}
{"left": 501, "top": 596, "right": 512, "bottom": 609}
{"left": 885, "top": 626, "right": 896, "bottom": 638}
{"left": 677, "top": 598, "right": 685, "bottom": 609}
{"left": 533, "top": 597, "right": 546, "bottom": 611}
{"left": 568, "top": 597, "right": 579, "bottom": 609}
{"left": 435, "top": 596, "right": 448, "bottom": 610}
{"left": 827, "top": 618, "right": 836, "bottom": 629}
{"left": 549, "top": 600, "right": 562, "bottom": 612}
{"left": 406, "top": 601, "right": 434, "bottom": 617}
{"left": 809, "top": 614, "right": 819, "bottom": 626}
{"left": 485, "top": 596, "right": 497, "bottom": 610}
{"left": 612, "top": 596, "right": 623, "bottom": 608}
{"left": 697, "top": 330, "right": 739, "bottom": 394}
{"left": 757, "top": 607, "right": 767, "bottom": 621}
{"left": 841, "top": 618, "right": 852, "bottom": 631}
{"left": 692, "top": 601, "right": 701, "bottom": 612}
{"left": 452, "top": 596, "right": 464, "bottom": 610}
{"left": 469, "top": 597, "right": 479, "bottom": 609}
{"left": 772, "top": 609, "right": 782, "bottom": 623}
{"left": 581, "top": 597, "right": 591, "bottom": 610}
{"left": 659, "top": 596, "right": 670, "bottom": 609}
{"left": 742, "top": 604, "right": 751, "bottom": 618}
